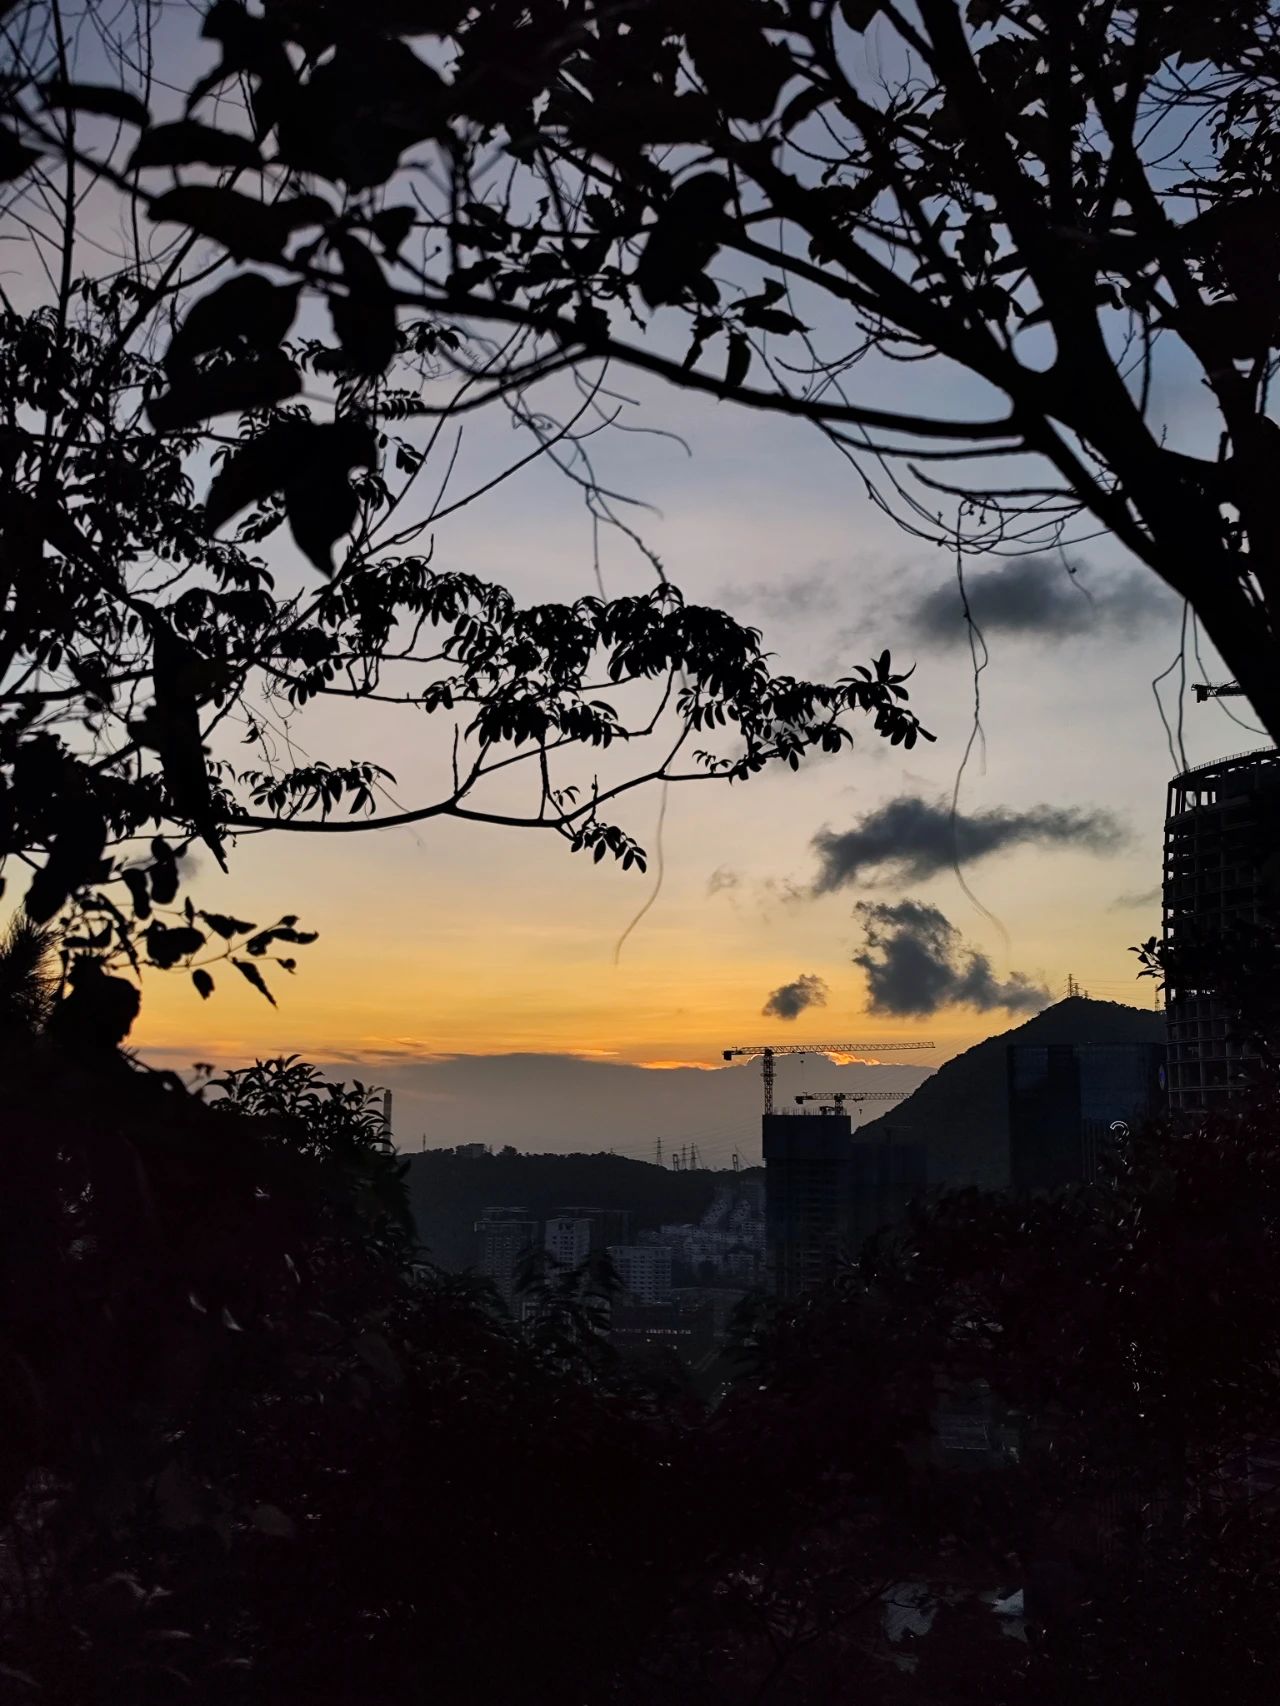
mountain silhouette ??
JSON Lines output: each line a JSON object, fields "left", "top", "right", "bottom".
{"left": 860, "top": 996, "right": 1166, "bottom": 1190}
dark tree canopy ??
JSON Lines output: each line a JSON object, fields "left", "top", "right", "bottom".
{"left": 0, "top": 1, "right": 934, "bottom": 1010}
{"left": 7, "top": 0, "right": 1276, "bottom": 733}
{"left": 7, "top": 925, "right": 1280, "bottom": 1705}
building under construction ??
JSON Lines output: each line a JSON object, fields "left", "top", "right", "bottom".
{"left": 1163, "top": 746, "right": 1280, "bottom": 1112}
{"left": 762, "top": 1108, "right": 926, "bottom": 1299}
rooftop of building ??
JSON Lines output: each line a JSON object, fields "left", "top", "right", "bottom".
{"left": 1168, "top": 747, "right": 1280, "bottom": 814}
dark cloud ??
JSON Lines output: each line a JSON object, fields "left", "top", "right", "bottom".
{"left": 904, "top": 555, "right": 1170, "bottom": 647}
{"left": 707, "top": 865, "right": 742, "bottom": 896}
{"left": 812, "top": 794, "right": 1125, "bottom": 892}
{"left": 762, "top": 973, "right": 829, "bottom": 1021}
{"left": 853, "top": 900, "right": 1049, "bottom": 1017}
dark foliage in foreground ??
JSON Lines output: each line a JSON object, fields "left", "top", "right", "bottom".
{"left": 4, "top": 934, "right": 1280, "bottom": 1704}
{"left": 0, "top": 1011, "right": 718, "bottom": 1704}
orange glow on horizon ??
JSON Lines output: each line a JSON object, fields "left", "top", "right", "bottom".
{"left": 635, "top": 1058, "right": 729, "bottom": 1072}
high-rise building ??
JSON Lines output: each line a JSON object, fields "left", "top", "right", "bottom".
{"left": 607, "top": 1243, "right": 672, "bottom": 1304}
{"left": 1163, "top": 748, "right": 1280, "bottom": 1111}
{"left": 847, "top": 1139, "right": 928, "bottom": 1251}
{"left": 549, "top": 1206, "right": 632, "bottom": 1250}
{"left": 473, "top": 1207, "right": 538, "bottom": 1310}
{"left": 763, "top": 1111, "right": 926, "bottom": 1299}
{"left": 1008, "top": 1043, "right": 1165, "bottom": 1192}
{"left": 544, "top": 1215, "right": 593, "bottom": 1269}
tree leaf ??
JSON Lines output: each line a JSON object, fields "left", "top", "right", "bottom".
{"left": 148, "top": 186, "right": 330, "bottom": 263}
{"left": 41, "top": 79, "right": 150, "bottom": 128}
{"left": 361, "top": 0, "right": 471, "bottom": 32}
{"left": 245, "top": 925, "right": 318, "bottom": 955}
{"left": 250, "top": 1503, "right": 295, "bottom": 1538}
{"left": 780, "top": 82, "right": 827, "bottom": 134}
{"left": 122, "top": 867, "right": 152, "bottom": 920}
{"left": 130, "top": 120, "right": 262, "bottom": 171}
{"left": 0, "top": 127, "right": 40, "bottom": 184}
{"left": 148, "top": 840, "right": 180, "bottom": 906}
{"left": 687, "top": 7, "right": 788, "bottom": 123}
{"left": 279, "top": 419, "right": 378, "bottom": 573}
{"left": 353, "top": 1329, "right": 403, "bottom": 1386}
{"left": 739, "top": 305, "right": 808, "bottom": 335}
{"left": 285, "top": 479, "right": 359, "bottom": 575}
{"left": 205, "top": 419, "right": 317, "bottom": 531}
{"left": 191, "top": 968, "right": 214, "bottom": 999}
{"left": 233, "top": 958, "right": 277, "bottom": 1005}
{"left": 634, "top": 173, "right": 732, "bottom": 309}
{"left": 165, "top": 274, "right": 300, "bottom": 377}
{"left": 148, "top": 349, "right": 301, "bottom": 432}
{"left": 150, "top": 623, "right": 225, "bottom": 868}
{"left": 369, "top": 204, "right": 415, "bottom": 258}
{"left": 573, "top": 301, "right": 610, "bottom": 347}
{"left": 24, "top": 801, "right": 107, "bottom": 924}
{"left": 199, "top": 910, "right": 256, "bottom": 939}
{"left": 330, "top": 234, "right": 398, "bottom": 375}
{"left": 725, "top": 330, "right": 752, "bottom": 390}
{"left": 839, "top": 0, "right": 883, "bottom": 29}
{"left": 144, "top": 922, "right": 206, "bottom": 968}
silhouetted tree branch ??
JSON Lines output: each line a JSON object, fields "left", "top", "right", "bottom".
{"left": 0, "top": 0, "right": 932, "bottom": 1013}
{"left": 5, "top": 1, "right": 1274, "bottom": 731}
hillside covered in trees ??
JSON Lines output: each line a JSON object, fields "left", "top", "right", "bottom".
{"left": 406, "top": 1149, "right": 761, "bottom": 1269}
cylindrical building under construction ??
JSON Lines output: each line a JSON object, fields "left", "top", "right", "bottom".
{"left": 1163, "top": 747, "right": 1280, "bottom": 1112}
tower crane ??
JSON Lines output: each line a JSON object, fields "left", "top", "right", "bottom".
{"left": 722, "top": 1041, "right": 934, "bottom": 1115}
{"left": 793, "top": 1090, "right": 908, "bottom": 1109}
{"left": 793, "top": 1088, "right": 908, "bottom": 1129}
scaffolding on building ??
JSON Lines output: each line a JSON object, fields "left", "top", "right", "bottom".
{"left": 1163, "top": 746, "right": 1280, "bottom": 1112}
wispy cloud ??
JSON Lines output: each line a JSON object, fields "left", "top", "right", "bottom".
{"left": 759, "top": 875, "right": 806, "bottom": 907}
{"left": 812, "top": 794, "right": 1125, "bottom": 892}
{"left": 728, "top": 564, "right": 838, "bottom": 623}
{"left": 853, "top": 899, "right": 1049, "bottom": 1017}
{"left": 1109, "top": 886, "right": 1161, "bottom": 911}
{"left": 707, "top": 865, "right": 742, "bottom": 896}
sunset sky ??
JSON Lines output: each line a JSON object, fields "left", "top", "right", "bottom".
{"left": 133, "top": 361, "right": 1254, "bottom": 1146}
{"left": 30, "top": 6, "right": 1269, "bottom": 1153}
